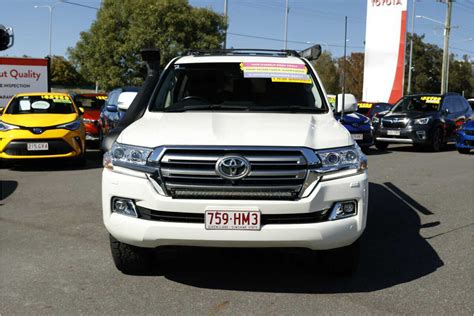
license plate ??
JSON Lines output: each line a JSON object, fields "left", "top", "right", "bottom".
{"left": 387, "top": 130, "right": 400, "bottom": 136}
{"left": 205, "top": 209, "right": 261, "bottom": 230}
{"left": 27, "top": 143, "right": 49, "bottom": 151}
{"left": 352, "top": 133, "right": 363, "bottom": 140}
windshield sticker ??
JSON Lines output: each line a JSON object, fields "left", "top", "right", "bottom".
{"left": 53, "top": 98, "right": 72, "bottom": 104}
{"left": 19, "top": 100, "right": 31, "bottom": 111}
{"left": 358, "top": 102, "right": 373, "bottom": 108}
{"left": 31, "top": 101, "right": 51, "bottom": 110}
{"left": 96, "top": 96, "right": 107, "bottom": 100}
{"left": 240, "top": 62, "right": 312, "bottom": 83}
{"left": 41, "top": 94, "right": 70, "bottom": 101}
{"left": 420, "top": 96, "right": 441, "bottom": 104}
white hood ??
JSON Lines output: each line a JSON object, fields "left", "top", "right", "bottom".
{"left": 118, "top": 112, "right": 353, "bottom": 150}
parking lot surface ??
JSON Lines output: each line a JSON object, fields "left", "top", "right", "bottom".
{"left": 1, "top": 146, "right": 473, "bottom": 314}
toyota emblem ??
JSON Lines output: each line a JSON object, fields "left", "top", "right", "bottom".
{"left": 215, "top": 156, "right": 250, "bottom": 180}
{"left": 32, "top": 128, "right": 44, "bottom": 134}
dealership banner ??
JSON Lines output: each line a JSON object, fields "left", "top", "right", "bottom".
{"left": 362, "top": 0, "right": 407, "bottom": 103}
{"left": 0, "top": 57, "right": 49, "bottom": 108}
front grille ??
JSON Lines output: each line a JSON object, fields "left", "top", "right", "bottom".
{"left": 156, "top": 148, "right": 308, "bottom": 200}
{"left": 464, "top": 140, "right": 474, "bottom": 146}
{"left": 137, "top": 206, "right": 329, "bottom": 225}
{"left": 464, "top": 130, "right": 474, "bottom": 136}
{"left": 4, "top": 139, "right": 73, "bottom": 156}
{"left": 382, "top": 119, "right": 408, "bottom": 128}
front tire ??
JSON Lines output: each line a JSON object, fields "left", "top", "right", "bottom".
{"left": 375, "top": 141, "right": 389, "bottom": 151}
{"left": 109, "top": 235, "right": 153, "bottom": 275}
{"left": 320, "top": 240, "right": 360, "bottom": 276}
{"left": 430, "top": 128, "right": 443, "bottom": 152}
{"left": 457, "top": 147, "right": 470, "bottom": 154}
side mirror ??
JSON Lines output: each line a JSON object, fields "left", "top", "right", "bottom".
{"left": 117, "top": 92, "right": 137, "bottom": 111}
{"left": 78, "top": 107, "right": 85, "bottom": 114}
{"left": 442, "top": 108, "right": 449, "bottom": 116}
{"left": 336, "top": 93, "right": 358, "bottom": 113}
{"left": 106, "top": 105, "right": 118, "bottom": 112}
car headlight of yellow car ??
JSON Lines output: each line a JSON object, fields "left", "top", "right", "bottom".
{"left": 0, "top": 121, "right": 19, "bottom": 131}
{"left": 57, "top": 119, "right": 82, "bottom": 131}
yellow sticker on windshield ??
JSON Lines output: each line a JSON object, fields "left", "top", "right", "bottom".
{"left": 41, "top": 94, "right": 70, "bottom": 101}
{"left": 271, "top": 77, "right": 312, "bottom": 84}
{"left": 96, "top": 96, "right": 107, "bottom": 100}
{"left": 358, "top": 102, "right": 373, "bottom": 108}
{"left": 420, "top": 96, "right": 441, "bottom": 104}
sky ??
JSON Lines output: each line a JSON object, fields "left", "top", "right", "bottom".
{"left": 0, "top": 0, "right": 473, "bottom": 60}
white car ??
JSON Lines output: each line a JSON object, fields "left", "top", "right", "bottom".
{"left": 102, "top": 49, "right": 368, "bottom": 275}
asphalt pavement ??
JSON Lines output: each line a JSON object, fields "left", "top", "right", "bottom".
{"left": 1, "top": 145, "right": 473, "bottom": 314}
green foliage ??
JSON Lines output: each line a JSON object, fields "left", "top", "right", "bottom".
{"left": 312, "top": 51, "right": 339, "bottom": 94}
{"left": 68, "top": 0, "right": 226, "bottom": 91}
{"left": 405, "top": 33, "right": 472, "bottom": 97}
{"left": 50, "top": 55, "right": 88, "bottom": 87}
{"left": 338, "top": 53, "right": 364, "bottom": 101}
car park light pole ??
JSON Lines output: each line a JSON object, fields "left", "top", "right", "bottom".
{"left": 407, "top": 0, "right": 417, "bottom": 95}
{"left": 34, "top": 3, "right": 62, "bottom": 57}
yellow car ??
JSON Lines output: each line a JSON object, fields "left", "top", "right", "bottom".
{"left": 0, "top": 92, "right": 86, "bottom": 165}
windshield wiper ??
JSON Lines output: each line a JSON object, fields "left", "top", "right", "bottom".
{"left": 163, "top": 104, "right": 251, "bottom": 112}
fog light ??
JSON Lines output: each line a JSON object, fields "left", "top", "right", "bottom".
{"left": 329, "top": 201, "right": 357, "bottom": 220}
{"left": 112, "top": 197, "right": 138, "bottom": 217}
{"left": 416, "top": 130, "right": 426, "bottom": 140}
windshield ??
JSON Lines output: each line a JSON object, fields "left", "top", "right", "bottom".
{"left": 74, "top": 95, "right": 107, "bottom": 109}
{"left": 392, "top": 96, "right": 442, "bottom": 113}
{"left": 151, "top": 62, "right": 327, "bottom": 113}
{"left": 6, "top": 95, "right": 76, "bottom": 114}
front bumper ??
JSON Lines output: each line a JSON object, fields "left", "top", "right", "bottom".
{"left": 0, "top": 128, "right": 85, "bottom": 159}
{"left": 375, "top": 125, "right": 433, "bottom": 145}
{"left": 84, "top": 122, "right": 100, "bottom": 141}
{"left": 456, "top": 130, "right": 474, "bottom": 149}
{"left": 102, "top": 168, "right": 369, "bottom": 250}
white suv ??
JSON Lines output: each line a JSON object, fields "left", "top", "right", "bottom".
{"left": 102, "top": 49, "right": 368, "bottom": 275}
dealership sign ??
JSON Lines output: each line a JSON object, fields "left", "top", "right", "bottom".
{"left": 362, "top": 0, "right": 407, "bottom": 103}
{"left": 0, "top": 57, "right": 49, "bottom": 108}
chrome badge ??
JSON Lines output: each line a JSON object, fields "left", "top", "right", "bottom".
{"left": 215, "top": 156, "right": 251, "bottom": 180}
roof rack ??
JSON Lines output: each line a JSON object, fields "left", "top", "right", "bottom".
{"left": 186, "top": 49, "right": 300, "bottom": 57}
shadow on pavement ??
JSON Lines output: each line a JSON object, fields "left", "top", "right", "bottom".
{"left": 146, "top": 182, "right": 443, "bottom": 293}
{"left": 4, "top": 150, "right": 103, "bottom": 172}
{"left": 0, "top": 180, "right": 18, "bottom": 202}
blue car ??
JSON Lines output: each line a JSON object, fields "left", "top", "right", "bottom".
{"left": 456, "top": 120, "right": 474, "bottom": 154}
{"left": 335, "top": 112, "right": 374, "bottom": 151}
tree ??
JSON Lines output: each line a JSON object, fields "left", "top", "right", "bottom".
{"left": 338, "top": 52, "right": 364, "bottom": 101}
{"left": 50, "top": 55, "right": 88, "bottom": 87}
{"left": 311, "top": 51, "right": 339, "bottom": 94}
{"left": 447, "top": 55, "right": 473, "bottom": 97}
{"left": 68, "top": 0, "right": 226, "bottom": 91}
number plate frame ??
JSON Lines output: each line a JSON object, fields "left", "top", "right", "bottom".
{"left": 387, "top": 130, "right": 400, "bottom": 136}
{"left": 352, "top": 133, "right": 364, "bottom": 140}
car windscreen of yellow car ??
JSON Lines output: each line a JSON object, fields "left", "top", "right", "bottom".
{"left": 1, "top": 94, "right": 79, "bottom": 128}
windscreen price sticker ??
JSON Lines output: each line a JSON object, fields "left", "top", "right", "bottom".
{"left": 420, "top": 96, "right": 441, "bottom": 104}
{"left": 240, "top": 62, "right": 312, "bottom": 84}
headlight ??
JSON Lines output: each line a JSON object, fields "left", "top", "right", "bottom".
{"left": 57, "top": 119, "right": 82, "bottom": 131}
{"left": 0, "top": 121, "right": 19, "bottom": 131}
{"left": 414, "top": 117, "right": 431, "bottom": 125}
{"left": 315, "top": 144, "right": 367, "bottom": 173}
{"left": 363, "top": 117, "right": 370, "bottom": 124}
{"left": 106, "top": 143, "right": 153, "bottom": 167}
{"left": 372, "top": 116, "right": 380, "bottom": 124}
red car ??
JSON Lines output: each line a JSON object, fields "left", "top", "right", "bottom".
{"left": 357, "top": 101, "right": 393, "bottom": 118}
{"left": 72, "top": 93, "right": 108, "bottom": 144}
